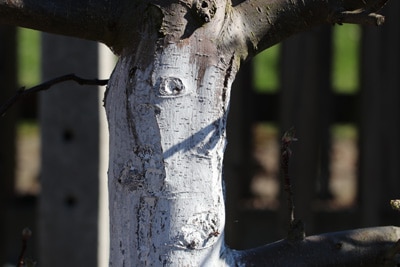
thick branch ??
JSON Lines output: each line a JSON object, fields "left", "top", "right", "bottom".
{"left": 230, "top": 0, "right": 390, "bottom": 59}
{"left": 0, "top": 0, "right": 121, "bottom": 48}
{"left": 234, "top": 226, "right": 400, "bottom": 266}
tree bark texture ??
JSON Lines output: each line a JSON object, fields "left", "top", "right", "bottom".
{"left": 105, "top": 7, "right": 237, "bottom": 261}
{"left": 0, "top": 0, "right": 397, "bottom": 265}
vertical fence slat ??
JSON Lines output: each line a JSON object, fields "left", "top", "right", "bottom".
{"left": 39, "top": 34, "right": 103, "bottom": 266}
{"left": 359, "top": 2, "right": 400, "bottom": 227}
{"left": 279, "top": 25, "right": 332, "bottom": 235}
{"left": 359, "top": 27, "right": 383, "bottom": 227}
{"left": 224, "top": 63, "right": 255, "bottom": 248}
{"left": 380, "top": 2, "right": 400, "bottom": 216}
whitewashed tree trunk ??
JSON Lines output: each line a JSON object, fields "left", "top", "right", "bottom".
{"left": 106, "top": 34, "right": 238, "bottom": 265}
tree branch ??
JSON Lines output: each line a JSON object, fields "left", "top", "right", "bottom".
{"left": 0, "top": 74, "right": 108, "bottom": 117}
{"left": 234, "top": 226, "right": 400, "bottom": 266}
{"left": 0, "top": 0, "right": 121, "bottom": 49}
{"left": 230, "top": 0, "right": 390, "bottom": 59}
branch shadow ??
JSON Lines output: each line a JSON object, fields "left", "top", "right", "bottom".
{"left": 163, "top": 118, "right": 223, "bottom": 159}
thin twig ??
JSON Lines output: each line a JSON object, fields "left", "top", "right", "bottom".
{"left": 327, "top": 0, "right": 389, "bottom": 26}
{"left": 0, "top": 74, "right": 108, "bottom": 117}
{"left": 281, "top": 127, "right": 297, "bottom": 224}
{"left": 281, "top": 127, "right": 305, "bottom": 241}
{"left": 17, "top": 228, "right": 32, "bottom": 267}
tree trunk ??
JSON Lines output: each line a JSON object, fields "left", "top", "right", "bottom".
{"left": 105, "top": 15, "right": 238, "bottom": 264}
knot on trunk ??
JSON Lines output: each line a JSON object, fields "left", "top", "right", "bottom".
{"left": 193, "top": 0, "right": 216, "bottom": 23}
{"left": 157, "top": 77, "right": 187, "bottom": 97}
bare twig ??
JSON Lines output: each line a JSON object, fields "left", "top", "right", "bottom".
{"left": 329, "top": 10, "right": 385, "bottom": 26}
{"left": 17, "top": 228, "right": 32, "bottom": 267}
{"left": 281, "top": 127, "right": 305, "bottom": 241}
{"left": 0, "top": 74, "right": 108, "bottom": 117}
{"left": 328, "top": 0, "right": 389, "bottom": 26}
{"left": 281, "top": 128, "right": 297, "bottom": 223}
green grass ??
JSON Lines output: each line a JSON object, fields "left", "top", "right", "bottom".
{"left": 17, "top": 28, "right": 41, "bottom": 137}
{"left": 17, "top": 119, "right": 40, "bottom": 137}
{"left": 331, "top": 24, "right": 361, "bottom": 93}
{"left": 331, "top": 124, "right": 358, "bottom": 140}
{"left": 253, "top": 44, "right": 280, "bottom": 93}
{"left": 17, "top": 28, "right": 41, "bottom": 87}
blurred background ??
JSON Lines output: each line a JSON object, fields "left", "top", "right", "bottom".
{"left": 1, "top": 1, "right": 400, "bottom": 266}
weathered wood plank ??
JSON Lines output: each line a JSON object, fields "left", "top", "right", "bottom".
{"left": 39, "top": 34, "right": 106, "bottom": 266}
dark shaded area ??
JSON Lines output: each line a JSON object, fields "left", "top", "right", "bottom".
{"left": 0, "top": 25, "right": 37, "bottom": 265}
{"left": 225, "top": 2, "right": 400, "bottom": 250}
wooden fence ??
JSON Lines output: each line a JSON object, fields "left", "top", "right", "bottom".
{"left": 0, "top": 31, "right": 112, "bottom": 266}
{"left": 1, "top": 1, "right": 400, "bottom": 265}
{"left": 225, "top": 1, "right": 400, "bottom": 249}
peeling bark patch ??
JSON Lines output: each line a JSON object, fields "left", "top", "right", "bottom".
{"left": 135, "top": 145, "right": 154, "bottom": 161}
{"left": 222, "top": 54, "right": 235, "bottom": 105}
{"left": 223, "top": 54, "right": 235, "bottom": 89}
{"left": 116, "top": 161, "right": 145, "bottom": 191}
{"left": 124, "top": 74, "right": 136, "bottom": 139}
{"left": 177, "top": 211, "right": 220, "bottom": 249}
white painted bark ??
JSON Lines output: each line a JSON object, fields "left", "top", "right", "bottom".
{"left": 105, "top": 39, "right": 238, "bottom": 265}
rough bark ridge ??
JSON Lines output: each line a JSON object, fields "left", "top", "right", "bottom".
{"left": 1, "top": 0, "right": 398, "bottom": 266}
